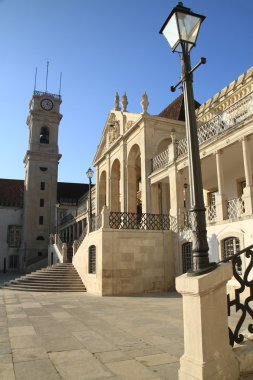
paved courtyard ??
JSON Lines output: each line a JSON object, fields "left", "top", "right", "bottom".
{"left": 0, "top": 276, "right": 183, "bottom": 380}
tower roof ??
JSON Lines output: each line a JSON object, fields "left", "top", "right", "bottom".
{"left": 158, "top": 94, "right": 200, "bottom": 121}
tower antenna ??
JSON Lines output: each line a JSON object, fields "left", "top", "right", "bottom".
{"left": 45, "top": 61, "right": 49, "bottom": 92}
{"left": 59, "top": 72, "right": 62, "bottom": 96}
{"left": 34, "top": 67, "right": 37, "bottom": 93}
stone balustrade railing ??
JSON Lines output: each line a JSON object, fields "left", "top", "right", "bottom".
{"left": 150, "top": 93, "right": 253, "bottom": 172}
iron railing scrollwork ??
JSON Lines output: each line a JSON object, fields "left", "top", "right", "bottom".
{"left": 109, "top": 212, "right": 174, "bottom": 231}
{"left": 220, "top": 244, "right": 253, "bottom": 347}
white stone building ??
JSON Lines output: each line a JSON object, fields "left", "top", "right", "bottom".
{"left": 49, "top": 66, "right": 253, "bottom": 296}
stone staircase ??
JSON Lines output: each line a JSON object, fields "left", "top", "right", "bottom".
{"left": 3, "top": 263, "right": 86, "bottom": 292}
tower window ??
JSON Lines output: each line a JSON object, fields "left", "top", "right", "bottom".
{"left": 40, "top": 199, "right": 44, "bottom": 207}
{"left": 40, "top": 182, "right": 45, "bottom": 190}
{"left": 40, "top": 127, "right": 49, "bottom": 144}
{"left": 39, "top": 216, "right": 44, "bottom": 225}
{"left": 40, "top": 167, "right": 48, "bottom": 172}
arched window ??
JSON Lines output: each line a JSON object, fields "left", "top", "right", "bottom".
{"left": 88, "top": 245, "right": 96, "bottom": 274}
{"left": 40, "top": 127, "right": 49, "bottom": 144}
{"left": 182, "top": 242, "right": 192, "bottom": 273}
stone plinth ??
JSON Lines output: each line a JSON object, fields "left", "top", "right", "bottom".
{"left": 176, "top": 263, "right": 239, "bottom": 380}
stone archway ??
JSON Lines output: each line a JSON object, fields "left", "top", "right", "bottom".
{"left": 111, "top": 159, "right": 121, "bottom": 212}
{"left": 127, "top": 144, "right": 141, "bottom": 213}
{"left": 98, "top": 171, "right": 106, "bottom": 213}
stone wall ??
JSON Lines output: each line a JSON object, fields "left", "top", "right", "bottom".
{"left": 73, "top": 228, "right": 175, "bottom": 296}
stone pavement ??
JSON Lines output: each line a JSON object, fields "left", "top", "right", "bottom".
{"left": 0, "top": 281, "right": 184, "bottom": 380}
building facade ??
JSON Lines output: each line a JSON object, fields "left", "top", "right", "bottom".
{"left": 50, "top": 66, "right": 253, "bottom": 295}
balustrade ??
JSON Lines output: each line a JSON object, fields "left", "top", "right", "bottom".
{"left": 151, "top": 149, "right": 169, "bottom": 172}
{"left": 227, "top": 198, "right": 245, "bottom": 219}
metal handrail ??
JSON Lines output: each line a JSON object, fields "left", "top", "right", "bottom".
{"left": 219, "top": 243, "right": 253, "bottom": 347}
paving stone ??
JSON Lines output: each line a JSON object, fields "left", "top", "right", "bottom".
{"left": 39, "top": 335, "right": 84, "bottom": 352}
{"left": 49, "top": 349, "right": 113, "bottom": 379}
{"left": 105, "top": 359, "right": 159, "bottom": 379}
{"left": 14, "top": 359, "right": 60, "bottom": 380}
{"left": 0, "top": 341, "right": 11, "bottom": 355}
{"left": 149, "top": 362, "right": 180, "bottom": 380}
{"left": 73, "top": 331, "right": 116, "bottom": 353}
{"left": 50, "top": 311, "right": 72, "bottom": 319}
{"left": 10, "top": 335, "right": 42, "bottom": 349}
{"left": 136, "top": 352, "right": 179, "bottom": 366}
{"left": 12, "top": 346, "right": 48, "bottom": 362}
{"left": 7, "top": 318, "right": 32, "bottom": 327}
{"left": 0, "top": 362, "right": 15, "bottom": 380}
{"left": 124, "top": 347, "right": 164, "bottom": 358}
{"left": 8, "top": 325, "right": 36, "bottom": 337}
{"left": 0, "top": 354, "right": 12, "bottom": 363}
{"left": 95, "top": 350, "right": 130, "bottom": 363}
{"left": 7, "top": 313, "right": 27, "bottom": 319}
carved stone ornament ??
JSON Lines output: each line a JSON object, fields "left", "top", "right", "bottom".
{"left": 108, "top": 113, "right": 120, "bottom": 144}
{"left": 114, "top": 92, "right": 121, "bottom": 111}
{"left": 141, "top": 91, "right": 149, "bottom": 114}
{"left": 121, "top": 92, "right": 128, "bottom": 112}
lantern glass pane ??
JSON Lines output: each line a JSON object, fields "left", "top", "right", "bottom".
{"left": 177, "top": 12, "right": 201, "bottom": 45}
{"left": 162, "top": 13, "right": 180, "bottom": 50}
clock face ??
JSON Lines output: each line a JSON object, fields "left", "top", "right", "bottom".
{"left": 40, "top": 99, "right": 53, "bottom": 111}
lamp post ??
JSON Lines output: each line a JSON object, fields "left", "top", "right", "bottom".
{"left": 160, "top": 2, "right": 217, "bottom": 275}
{"left": 86, "top": 167, "right": 94, "bottom": 221}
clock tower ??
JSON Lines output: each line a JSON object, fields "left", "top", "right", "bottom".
{"left": 22, "top": 91, "right": 62, "bottom": 269}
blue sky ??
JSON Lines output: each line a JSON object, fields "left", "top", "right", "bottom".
{"left": 0, "top": 0, "right": 252, "bottom": 183}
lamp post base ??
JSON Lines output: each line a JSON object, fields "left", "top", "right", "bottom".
{"left": 187, "top": 262, "right": 218, "bottom": 277}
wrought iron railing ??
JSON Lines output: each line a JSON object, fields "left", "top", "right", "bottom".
{"left": 207, "top": 204, "right": 217, "bottom": 222}
{"left": 90, "top": 215, "right": 102, "bottom": 232}
{"left": 220, "top": 244, "right": 253, "bottom": 347}
{"left": 75, "top": 225, "right": 88, "bottom": 250}
{"left": 109, "top": 212, "right": 175, "bottom": 231}
{"left": 33, "top": 90, "right": 61, "bottom": 100}
{"left": 227, "top": 198, "right": 245, "bottom": 219}
{"left": 151, "top": 149, "right": 169, "bottom": 172}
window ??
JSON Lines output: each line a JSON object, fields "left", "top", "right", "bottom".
{"left": 223, "top": 237, "right": 241, "bottom": 274}
{"left": 40, "top": 182, "right": 45, "bottom": 190}
{"left": 88, "top": 245, "right": 96, "bottom": 274}
{"left": 40, "top": 127, "right": 49, "bottom": 144}
{"left": 36, "top": 236, "right": 45, "bottom": 240}
{"left": 9, "top": 255, "right": 19, "bottom": 269}
{"left": 182, "top": 242, "right": 192, "bottom": 273}
{"left": 40, "top": 199, "right": 44, "bottom": 207}
{"left": 40, "top": 167, "right": 48, "bottom": 172}
{"left": 7, "top": 226, "right": 22, "bottom": 248}
{"left": 39, "top": 216, "right": 43, "bottom": 225}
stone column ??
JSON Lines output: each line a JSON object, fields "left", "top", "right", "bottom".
{"left": 101, "top": 205, "right": 110, "bottom": 228}
{"left": 176, "top": 264, "right": 239, "bottom": 380}
{"left": 106, "top": 154, "right": 111, "bottom": 210}
{"left": 215, "top": 150, "right": 228, "bottom": 221}
{"left": 241, "top": 136, "right": 253, "bottom": 215}
{"left": 62, "top": 243, "right": 67, "bottom": 263}
{"left": 119, "top": 141, "right": 127, "bottom": 212}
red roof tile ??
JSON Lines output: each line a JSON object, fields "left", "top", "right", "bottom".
{"left": 158, "top": 94, "right": 200, "bottom": 121}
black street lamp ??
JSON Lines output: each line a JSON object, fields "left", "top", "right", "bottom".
{"left": 160, "top": 2, "right": 217, "bottom": 275}
{"left": 86, "top": 167, "right": 94, "bottom": 220}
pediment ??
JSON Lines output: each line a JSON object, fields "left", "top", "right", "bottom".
{"left": 93, "top": 112, "right": 121, "bottom": 164}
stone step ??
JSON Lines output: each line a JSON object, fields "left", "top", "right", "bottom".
{"left": 3, "top": 263, "right": 86, "bottom": 293}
